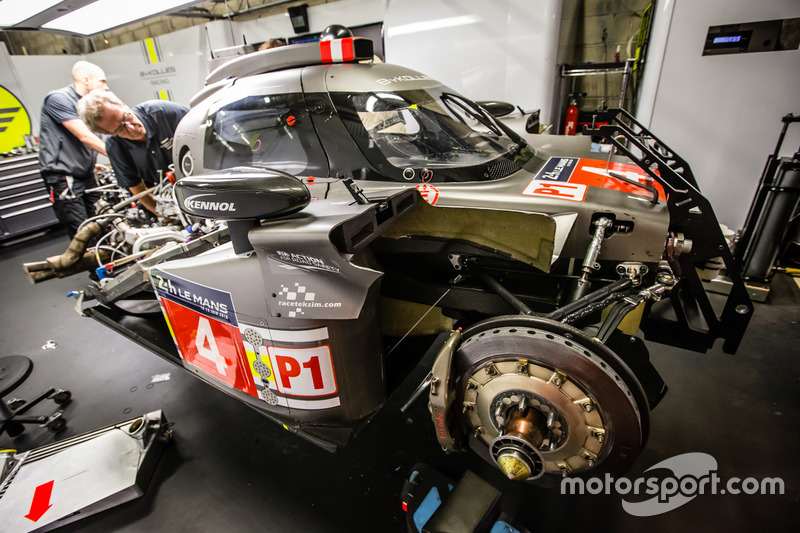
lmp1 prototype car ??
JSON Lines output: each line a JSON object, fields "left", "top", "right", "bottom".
{"left": 26, "top": 38, "right": 752, "bottom": 484}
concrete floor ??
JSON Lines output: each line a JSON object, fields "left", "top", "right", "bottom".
{"left": 1, "top": 227, "right": 798, "bottom": 532}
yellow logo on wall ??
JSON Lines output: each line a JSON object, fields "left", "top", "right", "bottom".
{"left": 0, "top": 85, "right": 32, "bottom": 153}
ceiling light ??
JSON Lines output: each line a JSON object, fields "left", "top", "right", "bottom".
{"left": 0, "top": 0, "right": 63, "bottom": 27}
{"left": 41, "top": 0, "right": 201, "bottom": 36}
{"left": 386, "top": 15, "right": 482, "bottom": 38}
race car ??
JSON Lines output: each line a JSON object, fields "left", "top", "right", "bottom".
{"left": 26, "top": 37, "right": 752, "bottom": 485}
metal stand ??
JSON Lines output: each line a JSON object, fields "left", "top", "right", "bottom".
{"left": 555, "top": 60, "right": 634, "bottom": 134}
{"left": 0, "top": 356, "right": 70, "bottom": 437}
{"left": 583, "top": 109, "right": 753, "bottom": 355}
{"left": 735, "top": 113, "right": 800, "bottom": 284}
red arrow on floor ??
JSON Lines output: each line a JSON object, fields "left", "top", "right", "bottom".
{"left": 25, "top": 480, "right": 54, "bottom": 522}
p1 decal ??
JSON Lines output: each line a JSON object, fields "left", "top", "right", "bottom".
{"left": 152, "top": 270, "right": 257, "bottom": 397}
{"left": 415, "top": 183, "right": 440, "bottom": 205}
{"left": 268, "top": 345, "right": 337, "bottom": 397}
{"left": 240, "top": 323, "right": 341, "bottom": 409}
{"left": 523, "top": 180, "right": 587, "bottom": 202}
{"left": 524, "top": 157, "right": 666, "bottom": 202}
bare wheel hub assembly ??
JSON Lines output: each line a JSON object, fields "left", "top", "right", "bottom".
{"left": 453, "top": 316, "right": 648, "bottom": 481}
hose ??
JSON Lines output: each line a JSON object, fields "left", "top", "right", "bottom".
{"left": 21, "top": 185, "right": 157, "bottom": 283}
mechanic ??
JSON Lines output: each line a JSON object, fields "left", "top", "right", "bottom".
{"left": 78, "top": 90, "right": 189, "bottom": 215}
{"left": 38, "top": 61, "right": 109, "bottom": 240}
{"left": 257, "top": 38, "right": 286, "bottom": 51}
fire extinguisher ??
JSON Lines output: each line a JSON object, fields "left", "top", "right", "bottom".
{"left": 563, "top": 97, "right": 579, "bottom": 136}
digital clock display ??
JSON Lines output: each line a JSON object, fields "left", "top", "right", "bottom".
{"left": 713, "top": 35, "right": 743, "bottom": 44}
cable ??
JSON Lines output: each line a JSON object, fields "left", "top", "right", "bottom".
{"left": 75, "top": 212, "right": 126, "bottom": 234}
{"left": 93, "top": 230, "right": 116, "bottom": 267}
{"left": 387, "top": 289, "right": 452, "bottom": 356}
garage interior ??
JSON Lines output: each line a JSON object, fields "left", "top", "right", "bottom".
{"left": 1, "top": 1, "right": 799, "bottom": 532}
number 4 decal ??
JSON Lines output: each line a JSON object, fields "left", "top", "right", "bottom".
{"left": 196, "top": 316, "right": 227, "bottom": 375}
{"left": 267, "top": 345, "right": 337, "bottom": 397}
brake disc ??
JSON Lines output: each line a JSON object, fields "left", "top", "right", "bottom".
{"left": 453, "top": 315, "right": 649, "bottom": 481}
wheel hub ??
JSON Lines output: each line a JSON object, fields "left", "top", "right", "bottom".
{"left": 490, "top": 402, "right": 547, "bottom": 480}
{"left": 454, "top": 318, "right": 646, "bottom": 480}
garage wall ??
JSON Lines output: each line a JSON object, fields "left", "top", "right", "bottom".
{"left": 10, "top": 0, "right": 389, "bottom": 131}
{"left": 10, "top": 23, "right": 210, "bottom": 130}
{"left": 383, "top": 0, "right": 562, "bottom": 125}
{"left": 233, "top": 0, "right": 387, "bottom": 47}
{"left": 635, "top": 0, "right": 800, "bottom": 230}
{"left": 11, "top": 0, "right": 563, "bottom": 132}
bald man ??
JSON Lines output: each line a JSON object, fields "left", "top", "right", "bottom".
{"left": 38, "top": 61, "right": 109, "bottom": 240}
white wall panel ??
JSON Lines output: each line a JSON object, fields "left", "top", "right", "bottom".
{"left": 384, "top": 0, "right": 561, "bottom": 124}
{"left": 635, "top": 0, "right": 800, "bottom": 229}
{"left": 10, "top": 54, "right": 76, "bottom": 133}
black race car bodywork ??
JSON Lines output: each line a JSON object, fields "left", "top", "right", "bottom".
{"left": 27, "top": 38, "right": 752, "bottom": 484}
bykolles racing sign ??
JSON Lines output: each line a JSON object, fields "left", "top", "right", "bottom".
{"left": 151, "top": 270, "right": 339, "bottom": 409}
{"left": 523, "top": 156, "right": 666, "bottom": 202}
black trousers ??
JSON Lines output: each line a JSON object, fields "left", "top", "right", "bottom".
{"left": 41, "top": 171, "right": 101, "bottom": 240}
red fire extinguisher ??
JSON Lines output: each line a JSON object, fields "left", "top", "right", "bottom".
{"left": 563, "top": 97, "right": 579, "bottom": 136}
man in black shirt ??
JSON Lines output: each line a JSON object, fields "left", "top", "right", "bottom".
{"left": 78, "top": 90, "right": 189, "bottom": 215}
{"left": 38, "top": 61, "right": 108, "bottom": 239}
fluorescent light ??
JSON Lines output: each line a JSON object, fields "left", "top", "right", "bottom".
{"left": 0, "top": 0, "right": 63, "bottom": 27}
{"left": 387, "top": 15, "right": 482, "bottom": 38}
{"left": 41, "top": 0, "right": 200, "bottom": 36}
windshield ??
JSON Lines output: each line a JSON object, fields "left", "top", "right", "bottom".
{"left": 331, "top": 85, "right": 535, "bottom": 182}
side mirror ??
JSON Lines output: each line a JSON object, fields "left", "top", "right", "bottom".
{"left": 475, "top": 100, "right": 516, "bottom": 118}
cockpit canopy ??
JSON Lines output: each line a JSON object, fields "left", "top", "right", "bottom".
{"left": 176, "top": 42, "right": 541, "bottom": 184}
